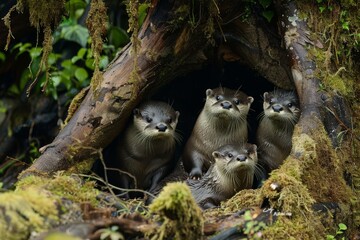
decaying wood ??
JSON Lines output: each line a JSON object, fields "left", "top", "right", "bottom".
{"left": 276, "top": 1, "right": 324, "bottom": 132}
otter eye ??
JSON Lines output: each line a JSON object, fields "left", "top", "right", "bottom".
{"left": 227, "top": 153, "right": 233, "bottom": 158}
{"left": 146, "top": 116, "right": 153, "bottom": 123}
{"left": 234, "top": 99, "right": 240, "bottom": 105}
{"left": 166, "top": 117, "right": 172, "bottom": 124}
{"left": 269, "top": 99, "right": 274, "bottom": 104}
{"left": 216, "top": 95, "right": 223, "bottom": 101}
{"left": 287, "top": 103, "right": 293, "bottom": 108}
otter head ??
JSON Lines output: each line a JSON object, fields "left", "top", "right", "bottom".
{"left": 263, "top": 90, "right": 300, "bottom": 124}
{"left": 133, "top": 101, "right": 180, "bottom": 139}
{"left": 204, "top": 87, "right": 254, "bottom": 119}
{"left": 212, "top": 143, "right": 258, "bottom": 172}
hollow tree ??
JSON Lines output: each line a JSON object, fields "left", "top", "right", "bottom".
{"left": 2, "top": 0, "right": 360, "bottom": 238}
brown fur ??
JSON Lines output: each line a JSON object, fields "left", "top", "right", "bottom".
{"left": 188, "top": 143, "right": 258, "bottom": 209}
{"left": 256, "top": 90, "right": 300, "bottom": 174}
{"left": 182, "top": 87, "right": 253, "bottom": 179}
{"left": 111, "top": 100, "right": 180, "bottom": 197}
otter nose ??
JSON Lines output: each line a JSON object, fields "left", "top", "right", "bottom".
{"left": 156, "top": 123, "right": 167, "bottom": 132}
{"left": 272, "top": 105, "right": 283, "bottom": 113}
{"left": 221, "top": 101, "right": 232, "bottom": 110}
{"left": 236, "top": 155, "right": 247, "bottom": 162}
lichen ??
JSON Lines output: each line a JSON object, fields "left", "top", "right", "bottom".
{"left": 148, "top": 182, "right": 203, "bottom": 240}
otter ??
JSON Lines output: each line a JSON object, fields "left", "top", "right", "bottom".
{"left": 188, "top": 143, "right": 258, "bottom": 209}
{"left": 182, "top": 87, "right": 254, "bottom": 179}
{"left": 256, "top": 90, "right": 300, "bottom": 175}
{"left": 148, "top": 143, "right": 258, "bottom": 209}
{"left": 110, "top": 100, "right": 180, "bottom": 197}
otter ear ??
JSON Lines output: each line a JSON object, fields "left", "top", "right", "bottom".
{"left": 212, "top": 151, "right": 221, "bottom": 159}
{"left": 263, "top": 92, "right": 269, "bottom": 100}
{"left": 247, "top": 96, "right": 254, "bottom": 104}
{"left": 206, "top": 89, "right": 214, "bottom": 97}
{"left": 175, "top": 111, "right": 180, "bottom": 120}
{"left": 250, "top": 144, "right": 257, "bottom": 153}
{"left": 133, "top": 108, "right": 141, "bottom": 117}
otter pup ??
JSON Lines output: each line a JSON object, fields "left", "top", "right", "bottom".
{"left": 188, "top": 143, "right": 258, "bottom": 209}
{"left": 182, "top": 87, "right": 254, "bottom": 179}
{"left": 112, "top": 100, "right": 180, "bottom": 196}
{"left": 256, "top": 90, "right": 300, "bottom": 175}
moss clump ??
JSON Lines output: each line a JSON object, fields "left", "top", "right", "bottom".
{"left": 293, "top": 126, "right": 353, "bottom": 204}
{"left": 220, "top": 189, "right": 262, "bottom": 213}
{"left": 0, "top": 187, "right": 59, "bottom": 240}
{"left": 149, "top": 182, "right": 203, "bottom": 240}
{"left": 16, "top": 174, "right": 99, "bottom": 206}
{"left": 260, "top": 157, "right": 315, "bottom": 215}
{"left": 262, "top": 214, "right": 325, "bottom": 239}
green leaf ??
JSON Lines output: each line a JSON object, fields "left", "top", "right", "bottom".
{"left": 138, "top": 3, "right": 150, "bottom": 27}
{"left": 59, "top": 71, "right": 73, "bottom": 90}
{"left": 77, "top": 48, "right": 87, "bottom": 58}
{"left": 61, "top": 59, "right": 74, "bottom": 70}
{"left": 19, "top": 69, "right": 31, "bottom": 91}
{"left": 8, "top": 84, "right": 20, "bottom": 95}
{"left": 319, "top": 6, "right": 326, "bottom": 13}
{"left": 107, "top": 27, "right": 130, "bottom": 48}
{"left": 99, "top": 56, "right": 109, "bottom": 69}
{"left": 326, "top": 235, "right": 335, "bottom": 240}
{"left": 342, "top": 22, "right": 349, "bottom": 31}
{"left": 262, "top": 10, "right": 274, "bottom": 22}
{"left": 65, "top": 0, "right": 87, "bottom": 20}
{"left": 85, "top": 58, "right": 95, "bottom": 70}
{"left": 259, "top": 0, "right": 272, "bottom": 9}
{"left": 0, "top": 52, "right": 5, "bottom": 62}
{"left": 29, "top": 47, "right": 42, "bottom": 59}
{"left": 75, "top": 68, "right": 89, "bottom": 82}
{"left": 19, "top": 43, "right": 32, "bottom": 53}
{"left": 71, "top": 56, "right": 82, "bottom": 64}
{"left": 51, "top": 75, "right": 62, "bottom": 87}
{"left": 48, "top": 53, "right": 61, "bottom": 65}
{"left": 338, "top": 223, "right": 347, "bottom": 231}
{"left": 61, "top": 25, "right": 89, "bottom": 47}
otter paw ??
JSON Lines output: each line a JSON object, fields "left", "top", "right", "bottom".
{"left": 189, "top": 170, "right": 202, "bottom": 180}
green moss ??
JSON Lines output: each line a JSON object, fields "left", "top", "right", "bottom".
{"left": 0, "top": 187, "right": 59, "bottom": 240}
{"left": 63, "top": 87, "right": 89, "bottom": 127}
{"left": 17, "top": 174, "right": 99, "bottom": 206}
{"left": 44, "top": 232, "right": 82, "bottom": 240}
{"left": 292, "top": 126, "right": 353, "bottom": 204}
{"left": 149, "top": 182, "right": 203, "bottom": 240}
{"left": 220, "top": 189, "right": 262, "bottom": 213}
{"left": 262, "top": 215, "right": 325, "bottom": 239}
{"left": 86, "top": 0, "right": 107, "bottom": 94}
{"left": 298, "top": 1, "right": 360, "bottom": 99}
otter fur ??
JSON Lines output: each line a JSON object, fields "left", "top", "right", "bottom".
{"left": 182, "top": 87, "right": 254, "bottom": 179}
